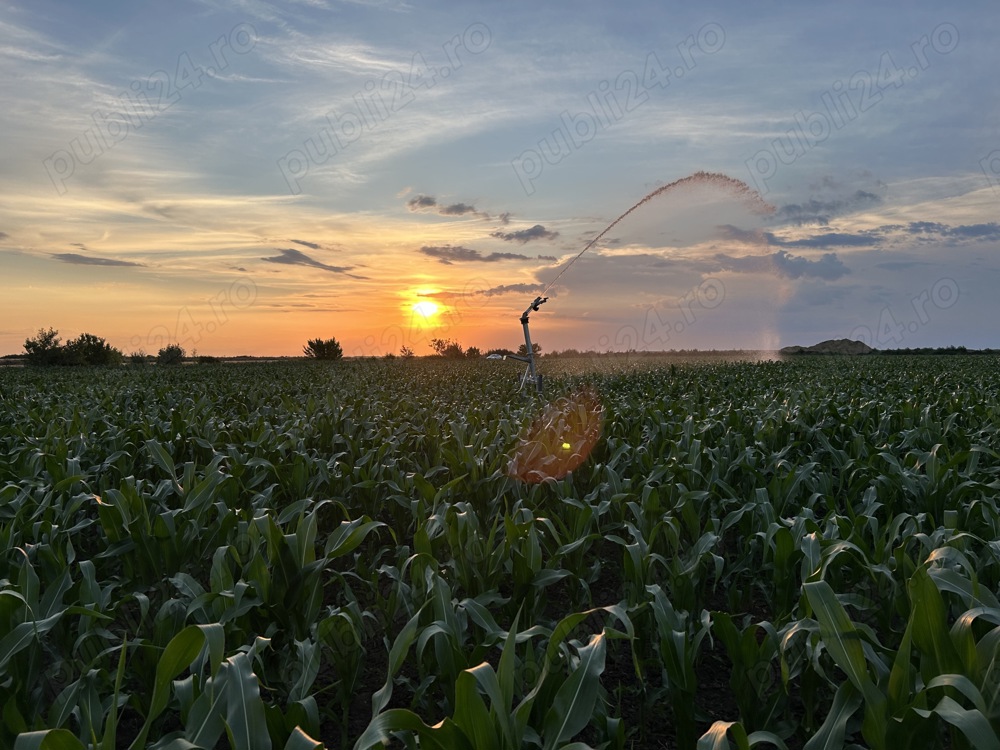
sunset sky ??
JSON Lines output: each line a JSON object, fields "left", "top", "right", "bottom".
{"left": 3, "top": 0, "right": 999, "bottom": 356}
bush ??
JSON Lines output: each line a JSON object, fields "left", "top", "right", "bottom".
{"left": 430, "top": 338, "right": 464, "bottom": 358}
{"left": 63, "top": 333, "right": 123, "bottom": 366}
{"left": 23, "top": 328, "right": 64, "bottom": 366}
{"left": 303, "top": 337, "right": 343, "bottom": 360}
{"left": 157, "top": 344, "right": 185, "bottom": 365}
{"left": 24, "top": 328, "right": 123, "bottom": 366}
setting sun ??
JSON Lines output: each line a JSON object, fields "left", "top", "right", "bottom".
{"left": 412, "top": 300, "right": 439, "bottom": 320}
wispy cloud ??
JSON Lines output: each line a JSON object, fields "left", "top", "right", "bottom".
{"left": 407, "top": 194, "right": 486, "bottom": 218}
{"left": 712, "top": 250, "right": 849, "bottom": 280}
{"left": 261, "top": 248, "right": 366, "bottom": 277}
{"left": 768, "top": 232, "right": 880, "bottom": 249}
{"left": 51, "top": 252, "right": 144, "bottom": 267}
{"left": 289, "top": 238, "right": 322, "bottom": 249}
{"left": 477, "top": 282, "right": 550, "bottom": 297}
{"left": 490, "top": 224, "right": 559, "bottom": 244}
{"left": 774, "top": 190, "right": 883, "bottom": 226}
{"left": 903, "top": 221, "right": 1000, "bottom": 240}
{"left": 762, "top": 221, "right": 1000, "bottom": 250}
{"left": 419, "top": 245, "right": 530, "bottom": 264}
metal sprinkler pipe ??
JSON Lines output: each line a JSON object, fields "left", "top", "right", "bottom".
{"left": 503, "top": 295, "right": 547, "bottom": 395}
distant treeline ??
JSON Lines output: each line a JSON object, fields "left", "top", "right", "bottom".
{"left": 873, "top": 346, "right": 1000, "bottom": 355}
{"left": 543, "top": 348, "right": 768, "bottom": 358}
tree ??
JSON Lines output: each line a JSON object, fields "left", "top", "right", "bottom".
{"left": 465, "top": 346, "right": 482, "bottom": 358}
{"left": 23, "top": 327, "right": 64, "bottom": 366}
{"left": 63, "top": 333, "right": 123, "bottom": 366}
{"left": 399, "top": 346, "right": 415, "bottom": 359}
{"left": 517, "top": 342, "right": 542, "bottom": 357}
{"left": 23, "top": 328, "right": 123, "bottom": 366}
{"left": 157, "top": 344, "right": 186, "bottom": 365}
{"left": 430, "top": 338, "right": 464, "bottom": 358}
{"left": 303, "top": 337, "right": 343, "bottom": 360}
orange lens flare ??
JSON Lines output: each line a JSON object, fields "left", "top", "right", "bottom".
{"left": 507, "top": 387, "right": 603, "bottom": 483}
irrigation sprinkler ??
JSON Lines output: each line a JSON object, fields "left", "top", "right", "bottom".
{"left": 494, "top": 172, "right": 775, "bottom": 397}
{"left": 503, "top": 295, "right": 546, "bottom": 395}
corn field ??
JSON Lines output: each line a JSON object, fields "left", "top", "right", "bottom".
{"left": 2, "top": 355, "right": 1000, "bottom": 749}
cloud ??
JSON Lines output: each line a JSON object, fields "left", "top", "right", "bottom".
{"left": 477, "top": 282, "right": 550, "bottom": 297}
{"left": 491, "top": 224, "right": 559, "bottom": 244}
{"left": 496, "top": 212, "right": 512, "bottom": 225}
{"left": 719, "top": 225, "right": 876, "bottom": 249}
{"left": 51, "top": 253, "right": 144, "bottom": 267}
{"left": 754, "top": 220, "right": 1000, "bottom": 253}
{"left": 716, "top": 225, "right": 769, "bottom": 244}
{"left": 712, "top": 250, "right": 850, "bottom": 280}
{"left": 875, "top": 260, "right": 929, "bottom": 270}
{"left": 941, "top": 222, "right": 1000, "bottom": 240}
{"left": 261, "top": 248, "right": 365, "bottom": 277}
{"left": 775, "top": 190, "right": 883, "bottom": 225}
{"left": 0, "top": 231, "right": 10, "bottom": 240}
{"left": 888, "top": 221, "right": 1000, "bottom": 243}
{"left": 407, "top": 194, "right": 437, "bottom": 210}
{"left": 420, "top": 245, "right": 529, "bottom": 264}
{"left": 289, "top": 239, "right": 321, "bottom": 249}
{"left": 406, "top": 194, "right": 485, "bottom": 218}
{"left": 770, "top": 232, "right": 880, "bottom": 249}
{"left": 439, "top": 202, "right": 479, "bottom": 216}
{"left": 905, "top": 221, "right": 948, "bottom": 235}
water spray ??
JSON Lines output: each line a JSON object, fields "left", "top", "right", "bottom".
{"left": 503, "top": 172, "right": 773, "bottom": 479}
{"left": 501, "top": 171, "right": 775, "bottom": 396}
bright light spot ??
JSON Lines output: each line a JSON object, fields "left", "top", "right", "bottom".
{"left": 412, "top": 301, "right": 438, "bottom": 319}
{"left": 508, "top": 388, "right": 604, "bottom": 484}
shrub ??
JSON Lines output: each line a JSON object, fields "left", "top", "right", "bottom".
{"left": 63, "top": 333, "right": 123, "bottom": 366}
{"left": 157, "top": 344, "right": 185, "bottom": 365}
{"left": 23, "top": 327, "right": 64, "bottom": 366}
{"left": 24, "top": 328, "right": 123, "bottom": 366}
{"left": 430, "top": 338, "right": 464, "bottom": 358}
{"left": 303, "top": 337, "right": 343, "bottom": 360}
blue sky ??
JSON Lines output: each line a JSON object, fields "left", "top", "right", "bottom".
{"left": 2, "top": 0, "right": 998, "bottom": 355}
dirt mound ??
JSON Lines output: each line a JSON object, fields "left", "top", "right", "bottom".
{"left": 780, "top": 338, "right": 874, "bottom": 355}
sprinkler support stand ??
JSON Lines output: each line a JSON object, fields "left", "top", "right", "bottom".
{"left": 503, "top": 296, "right": 546, "bottom": 395}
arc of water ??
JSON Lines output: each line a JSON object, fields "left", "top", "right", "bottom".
{"left": 540, "top": 171, "right": 775, "bottom": 297}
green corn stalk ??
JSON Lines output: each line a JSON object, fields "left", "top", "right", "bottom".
{"left": 647, "top": 584, "right": 712, "bottom": 749}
